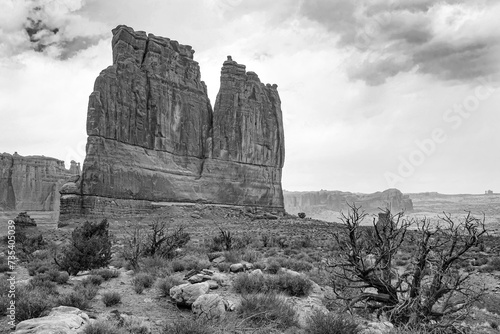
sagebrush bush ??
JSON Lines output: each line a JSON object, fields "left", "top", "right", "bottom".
{"left": 162, "top": 318, "right": 214, "bottom": 334}
{"left": 102, "top": 291, "right": 121, "bottom": 307}
{"left": 27, "top": 259, "right": 53, "bottom": 276}
{"left": 54, "top": 219, "right": 112, "bottom": 275}
{"left": 157, "top": 276, "right": 183, "bottom": 297}
{"left": 84, "top": 275, "right": 104, "bottom": 286}
{"left": 139, "top": 256, "right": 171, "bottom": 276}
{"left": 170, "top": 259, "right": 186, "bottom": 272}
{"left": 223, "top": 250, "right": 241, "bottom": 264}
{"left": 273, "top": 272, "right": 313, "bottom": 296}
{"left": 16, "top": 286, "right": 54, "bottom": 322}
{"left": 217, "top": 262, "right": 231, "bottom": 273}
{"left": 306, "top": 311, "right": 361, "bottom": 334}
{"left": 28, "top": 274, "right": 58, "bottom": 294}
{"left": 180, "top": 255, "right": 210, "bottom": 271}
{"left": 266, "top": 260, "right": 281, "bottom": 274}
{"left": 75, "top": 283, "right": 99, "bottom": 300}
{"left": 58, "top": 290, "right": 92, "bottom": 309}
{"left": 238, "top": 293, "right": 298, "bottom": 329}
{"left": 89, "top": 268, "right": 119, "bottom": 280}
{"left": 233, "top": 272, "right": 266, "bottom": 294}
{"left": 132, "top": 273, "right": 155, "bottom": 294}
{"left": 241, "top": 249, "right": 261, "bottom": 263}
{"left": 83, "top": 320, "right": 119, "bottom": 334}
{"left": 233, "top": 272, "right": 312, "bottom": 297}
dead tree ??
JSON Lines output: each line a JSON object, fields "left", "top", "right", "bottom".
{"left": 329, "top": 203, "right": 487, "bottom": 330}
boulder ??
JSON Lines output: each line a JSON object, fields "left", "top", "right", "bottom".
{"left": 249, "top": 269, "right": 263, "bottom": 277}
{"left": 286, "top": 297, "right": 328, "bottom": 329}
{"left": 15, "top": 306, "right": 89, "bottom": 334}
{"left": 212, "top": 256, "right": 226, "bottom": 264}
{"left": 170, "top": 282, "right": 210, "bottom": 306}
{"left": 230, "top": 263, "right": 245, "bottom": 273}
{"left": 192, "top": 294, "right": 227, "bottom": 320}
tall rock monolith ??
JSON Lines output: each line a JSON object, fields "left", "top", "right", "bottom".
{"left": 59, "top": 25, "right": 285, "bottom": 220}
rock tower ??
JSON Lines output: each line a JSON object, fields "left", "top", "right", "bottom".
{"left": 59, "top": 25, "right": 285, "bottom": 220}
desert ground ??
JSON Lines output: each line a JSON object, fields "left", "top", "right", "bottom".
{"left": 1, "top": 198, "right": 500, "bottom": 334}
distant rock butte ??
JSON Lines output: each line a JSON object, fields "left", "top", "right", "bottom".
{"left": 59, "top": 25, "right": 285, "bottom": 220}
{"left": 284, "top": 189, "right": 413, "bottom": 216}
{"left": 0, "top": 153, "right": 79, "bottom": 211}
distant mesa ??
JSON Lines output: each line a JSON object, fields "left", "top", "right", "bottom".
{"left": 0, "top": 153, "right": 80, "bottom": 211}
{"left": 59, "top": 25, "right": 285, "bottom": 220}
{"left": 284, "top": 188, "right": 413, "bottom": 217}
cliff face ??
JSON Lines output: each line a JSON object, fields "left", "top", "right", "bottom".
{"left": 284, "top": 189, "right": 413, "bottom": 217}
{"left": 60, "top": 25, "right": 285, "bottom": 220}
{"left": 0, "top": 153, "right": 76, "bottom": 211}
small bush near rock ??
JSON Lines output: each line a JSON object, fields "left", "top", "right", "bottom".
{"left": 233, "top": 272, "right": 312, "bottom": 297}
{"left": 238, "top": 293, "right": 298, "bottom": 329}
{"left": 181, "top": 255, "right": 211, "bottom": 271}
{"left": 89, "top": 268, "right": 119, "bottom": 280}
{"left": 306, "top": 311, "right": 361, "bottom": 334}
{"left": 132, "top": 273, "right": 156, "bottom": 294}
{"left": 266, "top": 260, "right": 281, "bottom": 274}
{"left": 28, "top": 274, "right": 58, "bottom": 294}
{"left": 84, "top": 275, "right": 104, "bottom": 286}
{"left": 223, "top": 250, "right": 241, "bottom": 264}
{"left": 27, "top": 259, "right": 53, "bottom": 276}
{"left": 57, "top": 290, "right": 92, "bottom": 310}
{"left": 83, "top": 320, "right": 120, "bottom": 334}
{"left": 75, "top": 282, "right": 99, "bottom": 300}
{"left": 16, "top": 286, "right": 54, "bottom": 322}
{"left": 170, "top": 259, "right": 186, "bottom": 272}
{"left": 102, "top": 291, "right": 121, "bottom": 307}
{"left": 157, "top": 276, "right": 183, "bottom": 297}
{"left": 241, "top": 249, "right": 261, "bottom": 263}
{"left": 273, "top": 272, "right": 313, "bottom": 297}
{"left": 216, "top": 262, "right": 231, "bottom": 273}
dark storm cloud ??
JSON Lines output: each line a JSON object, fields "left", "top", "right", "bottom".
{"left": 298, "top": 0, "right": 500, "bottom": 85}
{"left": 1, "top": 0, "right": 107, "bottom": 60}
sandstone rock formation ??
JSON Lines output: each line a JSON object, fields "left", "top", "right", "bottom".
{"left": 14, "top": 306, "right": 90, "bottom": 334}
{"left": 0, "top": 152, "right": 78, "bottom": 211}
{"left": 60, "top": 25, "right": 285, "bottom": 220}
{"left": 284, "top": 189, "right": 413, "bottom": 218}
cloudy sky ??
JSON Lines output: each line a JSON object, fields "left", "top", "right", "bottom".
{"left": 1, "top": 0, "right": 499, "bottom": 194}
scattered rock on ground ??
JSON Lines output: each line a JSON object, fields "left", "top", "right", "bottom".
{"left": 192, "top": 294, "right": 227, "bottom": 320}
{"left": 170, "top": 282, "right": 210, "bottom": 306}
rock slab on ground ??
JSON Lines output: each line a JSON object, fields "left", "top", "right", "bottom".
{"left": 14, "top": 306, "right": 89, "bottom": 334}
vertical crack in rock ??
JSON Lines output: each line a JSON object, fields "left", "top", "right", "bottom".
{"left": 59, "top": 25, "right": 285, "bottom": 220}
{"left": 6, "top": 156, "right": 16, "bottom": 210}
